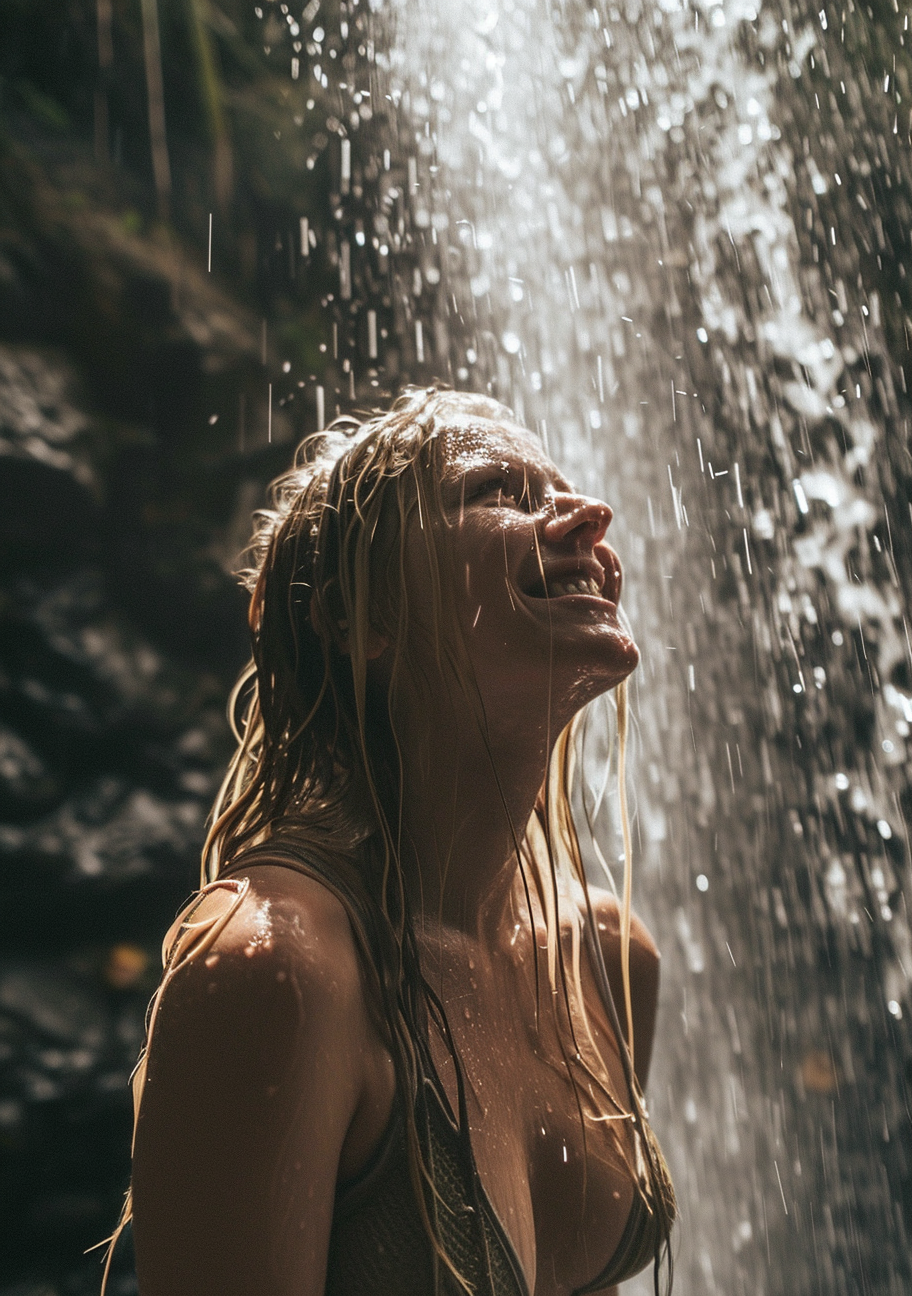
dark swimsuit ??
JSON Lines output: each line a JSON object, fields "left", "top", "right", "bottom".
{"left": 222, "top": 845, "right": 669, "bottom": 1296}
{"left": 328, "top": 1081, "right": 662, "bottom": 1296}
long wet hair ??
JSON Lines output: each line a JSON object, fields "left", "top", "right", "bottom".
{"left": 103, "top": 386, "right": 674, "bottom": 1293}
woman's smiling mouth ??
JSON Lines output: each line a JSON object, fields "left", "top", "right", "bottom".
{"left": 519, "top": 555, "right": 620, "bottom": 604}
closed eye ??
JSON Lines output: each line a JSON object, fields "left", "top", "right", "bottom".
{"left": 466, "top": 472, "right": 539, "bottom": 511}
{"left": 465, "top": 473, "right": 507, "bottom": 499}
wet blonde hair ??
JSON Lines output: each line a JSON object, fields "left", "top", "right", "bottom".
{"left": 102, "top": 386, "right": 674, "bottom": 1292}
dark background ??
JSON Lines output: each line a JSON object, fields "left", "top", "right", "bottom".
{"left": 0, "top": 2, "right": 413, "bottom": 1290}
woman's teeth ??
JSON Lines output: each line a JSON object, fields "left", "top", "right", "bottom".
{"left": 547, "top": 576, "right": 603, "bottom": 597}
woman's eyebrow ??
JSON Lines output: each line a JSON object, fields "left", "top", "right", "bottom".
{"left": 444, "top": 456, "right": 571, "bottom": 493}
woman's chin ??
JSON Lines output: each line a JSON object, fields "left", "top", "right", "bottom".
{"left": 594, "top": 623, "right": 640, "bottom": 683}
{"left": 561, "top": 641, "right": 639, "bottom": 716}
{"left": 615, "top": 633, "right": 640, "bottom": 677}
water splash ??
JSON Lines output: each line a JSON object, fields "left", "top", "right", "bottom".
{"left": 261, "top": 0, "right": 912, "bottom": 1287}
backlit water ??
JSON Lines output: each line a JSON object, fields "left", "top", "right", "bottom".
{"left": 261, "top": 0, "right": 912, "bottom": 1288}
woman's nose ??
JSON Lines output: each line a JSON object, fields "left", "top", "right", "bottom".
{"left": 541, "top": 493, "right": 613, "bottom": 545}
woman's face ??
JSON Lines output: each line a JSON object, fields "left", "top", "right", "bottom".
{"left": 401, "top": 410, "right": 638, "bottom": 729}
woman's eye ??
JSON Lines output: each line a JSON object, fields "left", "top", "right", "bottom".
{"left": 469, "top": 475, "right": 509, "bottom": 500}
{"left": 468, "top": 476, "right": 532, "bottom": 508}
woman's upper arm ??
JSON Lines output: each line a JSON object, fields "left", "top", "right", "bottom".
{"left": 131, "top": 880, "right": 368, "bottom": 1296}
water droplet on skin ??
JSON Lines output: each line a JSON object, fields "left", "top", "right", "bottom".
{"left": 204, "top": 953, "right": 220, "bottom": 968}
{"left": 463, "top": 1006, "right": 472, "bottom": 1020}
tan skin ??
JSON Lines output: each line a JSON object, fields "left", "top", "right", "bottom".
{"left": 131, "top": 413, "right": 661, "bottom": 1296}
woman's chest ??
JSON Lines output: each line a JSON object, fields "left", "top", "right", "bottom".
{"left": 424, "top": 940, "right": 637, "bottom": 1295}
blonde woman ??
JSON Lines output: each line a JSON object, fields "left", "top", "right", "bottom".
{"left": 113, "top": 388, "right": 675, "bottom": 1296}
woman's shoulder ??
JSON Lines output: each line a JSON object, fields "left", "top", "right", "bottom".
{"left": 582, "top": 884, "right": 660, "bottom": 1085}
{"left": 155, "top": 862, "right": 370, "bottom": 1054}
{"left": 584, "top": 884, "right": 660, "bottom": 970}
{"left": 130, "top": 862, "right": 383, "bottom": 1296}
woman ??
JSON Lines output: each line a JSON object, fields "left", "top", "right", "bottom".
{"left": 111, "top": 387, "right": 675, "bottom": 1295}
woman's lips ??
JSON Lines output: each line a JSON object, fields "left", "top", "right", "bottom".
{"left": 521, "top": 560, "right": 620, "bottom": 603}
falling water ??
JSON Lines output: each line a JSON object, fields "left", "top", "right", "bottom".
{"left": 1, "top": 0, "right": 908, "bottom": 1289}
{"left": 256, "top": 0, "right": 912, "bottom": 1289}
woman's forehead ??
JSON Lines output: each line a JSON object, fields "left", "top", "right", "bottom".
{"left": 438, "top": 418, "right": 561, "bottom": 481}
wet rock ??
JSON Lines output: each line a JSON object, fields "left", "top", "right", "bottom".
{"left": 11, "top": 569, "right": 192, "bottom": 730}
{"left": 0, "top": 962, "right": 108, "bottom": 1053}
{"left": 0, "top": 346, "right": 95, "bottom": 492}
{"left": 0, "top": 723, "right": 57, "bottom": 813}
{"left": 0, "top": 346, "right": 100, "bottom": 577}
{"left": 0, "top": 23, "right": 288, "bottom": 1296}
{"left": 0, "top": 778, "right": 205, "bottom": 888}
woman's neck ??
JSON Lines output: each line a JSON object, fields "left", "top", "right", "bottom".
{"left": 392, "top": 687, "right": 558, "bottom": 941}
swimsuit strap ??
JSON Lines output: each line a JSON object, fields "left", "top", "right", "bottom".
{"left": 221, "top": 842, "right": 529, "bottom": 1296}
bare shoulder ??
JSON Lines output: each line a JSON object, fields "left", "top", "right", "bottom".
{"left": 201, "top": 863, "right": 365, "bottom": 989}
{"left": 131, "top": 864, "right": 377, "bottom": 1295}
{"left": 147, "top": 863, "right": 370, "bottom": 1087}
{"left": 583, "top": 886, "right": 660, "bottom": 1085}
{"left": 586, "top": 885, "right": 660, "bottom": 973}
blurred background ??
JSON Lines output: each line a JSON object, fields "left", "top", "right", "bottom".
{"left": 0, "top": 1, "right": 911, "bottom": 1293}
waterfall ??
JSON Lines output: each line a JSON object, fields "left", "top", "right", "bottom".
{"left": 295, "top": 0, "right": 912, "bottom": 1287}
